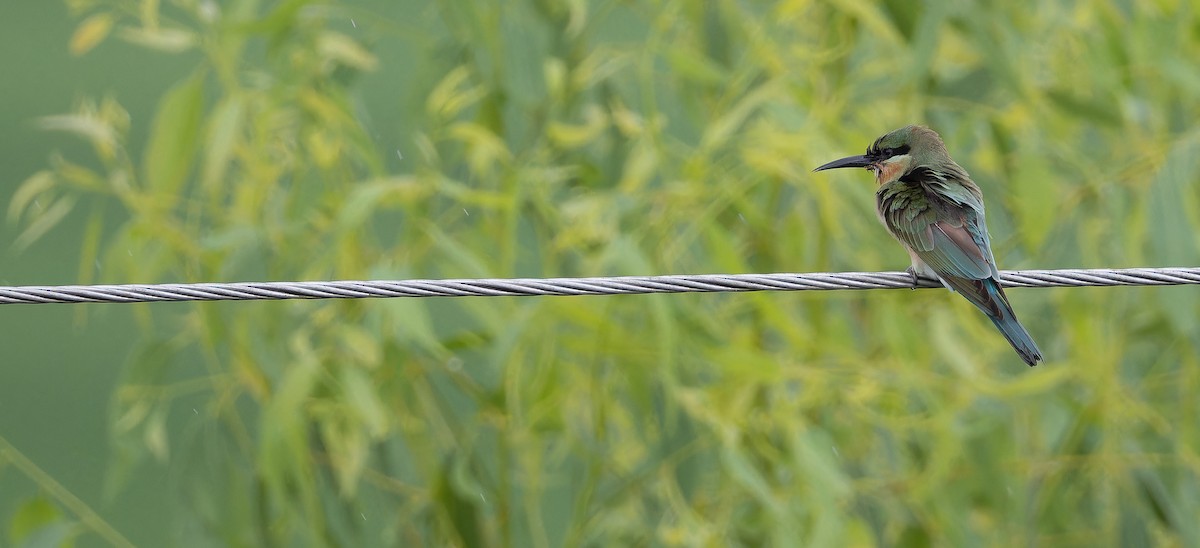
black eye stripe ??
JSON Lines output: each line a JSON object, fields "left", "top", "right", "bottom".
{"left": 868, "top": 144, "right": 910, "bottom": 159}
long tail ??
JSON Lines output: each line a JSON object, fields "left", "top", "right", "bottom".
{"left": 940, "top": 275, "right": 1043, "bottom": 366}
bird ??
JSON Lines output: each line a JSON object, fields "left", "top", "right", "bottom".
{"left": 813, "top": 125, "right": 1043, "bottom": 366}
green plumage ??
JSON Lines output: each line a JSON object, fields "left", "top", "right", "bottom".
{"left": 816, "top": 126, "right": 1043, "bottom": 366}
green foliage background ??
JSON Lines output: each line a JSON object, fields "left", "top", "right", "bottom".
{"left": 3, "top": 0, "right": 1200, "bottom": 546}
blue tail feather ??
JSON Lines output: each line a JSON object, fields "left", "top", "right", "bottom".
{"left": 982, "top": 279, "right": 1042, "bottom": 366}
{"left": 939, "top": 275, "right": 1043, "bottom": 366}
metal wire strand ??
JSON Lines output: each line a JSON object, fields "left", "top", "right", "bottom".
{"left": 0, "top": 267, "right": 1196, "bottom": 305}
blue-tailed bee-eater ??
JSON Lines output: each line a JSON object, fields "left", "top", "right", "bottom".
{"left": 815, "top": 125, "right": 1042, "bottom": 366}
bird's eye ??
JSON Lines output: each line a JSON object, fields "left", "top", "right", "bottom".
{"left": 882, "top": 148, "right": 895, "bottom": 157}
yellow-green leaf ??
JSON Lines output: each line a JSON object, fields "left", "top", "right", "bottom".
{"left": 318, "top": 31, "right": 378, "bottom": 71}
{"left": 201, "top": 94, "right": 244, "bottom": 192}
{"left": 117, "top": 26, "right": 196, "bottom": 53}
{"left": 13, "top": 195, "right": 76, "bottom": 250}
{"left": 142, "top": 70, "right": 205, "bottom": 194}
{"left": 8, "top": 497, "right": 67, "bottom": 546}
{"left": 1010, "top": 137, "right": 1058, "bottom": 251}
{"left": 69, "top": 13, "right": 114, "bottom": 55}
{"left": 8, "top": 171, "right": 55, "bottom": 224}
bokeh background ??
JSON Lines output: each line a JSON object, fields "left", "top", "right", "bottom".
{"left": 2, "top": 0, "right": 1199, "bottom": 546}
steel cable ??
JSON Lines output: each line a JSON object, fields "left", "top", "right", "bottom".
{"left": 0, "top": 267, "right": 1196, "bottom": 305}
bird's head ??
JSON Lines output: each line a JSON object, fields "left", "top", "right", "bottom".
{"left": 814, "top": 125, "right": 949, "bottom": 185}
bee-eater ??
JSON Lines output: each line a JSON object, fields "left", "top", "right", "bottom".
{"left": 814, "top": 125, "right": 1042, "bottom": 366}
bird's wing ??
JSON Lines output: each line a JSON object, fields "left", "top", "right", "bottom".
{"left": 883, "top": 199, "right": 995, "bottom": 281}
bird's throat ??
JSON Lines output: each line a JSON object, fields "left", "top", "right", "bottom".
{"left": 875, "top": 160, "right": 908, "bottom": 186}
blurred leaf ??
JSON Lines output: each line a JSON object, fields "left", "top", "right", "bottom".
{"left": 200, "top": 94, "right": 245, "bottom": 191}
{"left": 317, "top": 31, "right": 378, "bottom": 71}
{"left": 142, "top": 407, "right": 170, "bottom": 462}
{"left": 1008, "top": 135, "right": 1058, "bottom": 251}
{"left": 1134, "top": 468, "right": 1200, "bottom": 544}
{"left": 1045, "top": 89, "right": 1122, "bottom": 128}
{"left": 828, "top": 0, "right": 904, "bottom": 46}
{"left": 52, "top": 159, "right": 106, "bottom": 192}
{"left": 547, "top": 104, "right": 607, "bottom": 148}
{"left": 116, "top": 26, "right": 196, "bottom": 53}
{"left": 339, "top": 365, "right": 388, "bottom": 436}
{"left": 317, "top": 414, "right": 368, "bottom": 497}
{"left": 259, "top": 337, "right": 321, "bottom": 502}
{"left": 142, "top": 70, "right": 205, "bottom": 195}
{"left": 435, "top": 456, "right": 484, "bottom": 548}
{"left": 304, "top": 127, "right": 342, "bottom": 168}
{"left": 8, "top": 171, "right": 56, "bottom": 225}
{"left": 570, "top": 48, "right": 631, "bottom": 90}
{"left": 37, "top": 115, "right": 118, "bottom": 154}
{"left": 616, "top": 140, "right": 657, "bottom": 193}
{"left": 544, "top": 57, "right": 567, "bottom": 100}
{"left": 447, "top": 122, "right": 511, "bottom": 176}
{"left": 720, "top": 445, "right": 777, "bottom": 511}
{"left": 8, "top": 498, "right": 62, "bottom": 546}
{"left": 13, "top": 521, "right": 75, "bottom": 548}
{"left": 65, "top": 0, "right": 98, "bottom": 15}
{"left": 335, "top": 176, "right": 427, "bottom": 230}
{"left": 1119, "top": 501, "right": 1151, "bottom": 548}
{"left": 68, "top": 13, "right": 113, "bottom": 55}
{"left": 792, "top": 428, "right": 852, "bottom": 500}
{"left": 12, "top": 195, "right": 76, "bottom": 251}
{"left": 137, "top": 0, "right": 161, "bottom": 27}
{"left": 700, "top": 83, "right": 775, "bottom": 151}
{"left": 382, "top": 296, "right": 447, "bottom": 358}
{"left": 426, "top": 67, "right": 486, "bottom": 119}
{"left": 930, "top": 308, "right": 981, "bottom": 375}
{"left": 337, "top": 324, "right": 382, "bottom": 368}
{"left": 76, "top": 208, "right": 104, "bottom": 288}
{"left": 665, "top": 45, "right": 727, "bottom": 86}
{"left": 991, "top": 365, "right": 1072, "bottom": 396}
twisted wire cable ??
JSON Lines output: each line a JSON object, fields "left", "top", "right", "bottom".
{"left": 0, "top": 267, "right": 1196, "bottom": 305}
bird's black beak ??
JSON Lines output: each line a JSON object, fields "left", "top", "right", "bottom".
{"left": 813, "top": 155, "right": 872, "bottom": 172}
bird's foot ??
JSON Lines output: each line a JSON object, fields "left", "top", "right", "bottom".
{"left": 905, "top": 268, "right": 939, "bottom": 289}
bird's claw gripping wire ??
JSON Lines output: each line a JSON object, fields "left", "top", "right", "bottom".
{"left": 906, "top": 266, "right": 921, "bottom": 289}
